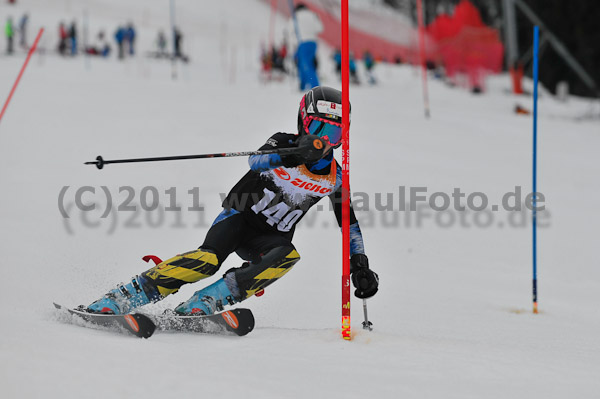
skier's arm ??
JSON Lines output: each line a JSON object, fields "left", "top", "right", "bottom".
{"left": 248, "top": 133, "right": 290, "bottom": 172}
{"left": 248, "top": 153, "right": 284, "bottom": 172}
{"left": 329, "top": 171, "right": 378, "bottom": 299}
{"left": 248, "top": 133, "right": 325, "bottom": 172}
{"left": 329, "top": 185, "right": 364, "bottom": 256}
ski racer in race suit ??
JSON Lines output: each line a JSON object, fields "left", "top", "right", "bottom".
{"left": 86, "top": 86, "right": 379, "bottom": 316}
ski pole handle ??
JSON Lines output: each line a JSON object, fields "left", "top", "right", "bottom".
{"left": 85, "top": 138, "right": 323, "bottom": 169}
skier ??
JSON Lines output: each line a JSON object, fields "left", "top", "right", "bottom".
{"left": 85, "top": 86, "right": 379, "bottom": 317}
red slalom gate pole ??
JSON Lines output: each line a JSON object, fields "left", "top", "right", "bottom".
{"left": 340, "top": 0, "right": 351, "bottom": 341}
{"left": 0, "top": 28, "right": 44, "bottom": 126}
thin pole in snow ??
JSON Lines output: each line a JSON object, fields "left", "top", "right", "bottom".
{"left": 416, "top": 0, "right": 430, "bottom": 119}
{"left": 287, "top": 0, "right": 302, "bottom": 43}
{"left": 169, "top": 0, "right": 177, "bottom": 80}
{"left": 362, "top": 299, "right": 373, "bottom": 331}
{"left": 532, "top": 26, "right": 539, "bottom": 314}
{"left": 268, "top": 0, "right": 277, "bottom": 52}
{"left": 266, "top": 0, "right": 278, "bottom": 82}
{"left": 230, "top": 46, "right": 237, "bottom": 84}
{"left": 83, "top": 10, "right": 90, "bottom": 70}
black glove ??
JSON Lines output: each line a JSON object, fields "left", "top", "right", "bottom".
{"left": 281, "top": 135, "right": 326, "bottom": 167}
{"left": 350, "top": 253, "right": 378, "bottom": 299}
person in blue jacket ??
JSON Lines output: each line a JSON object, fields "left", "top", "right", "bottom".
{"left": 114, "top": 26, "right": 125, "bottom": 59}
{"left": 291, "top": 3, "right": 323, "bottom": 90}
{"left": 125, "top": 23, "right": 135, "bottom": 56}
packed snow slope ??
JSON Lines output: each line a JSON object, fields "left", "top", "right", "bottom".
{"left": 0, "top": 1, "right": 599, "bottom": 398}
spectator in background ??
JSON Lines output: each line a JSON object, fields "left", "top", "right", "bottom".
{"left": 260, "top": 43, "right": 271, "bottom": 73}
{"left": 68, "top": 21, "right": 77, "bottom": 55}
{"left": 58, "top": 22, "right": 68, "bottom": 55}
{"left": 280, "top": 39, "right": 288, "bottom": 61}
{"left": 5, "top": 16, "right": 14, "bottom": 54}
{"left": 332, "top": 49, "right": 360, "bottom": 84}
{"left": 114, "top": 26, "right": 125, "bottom": 59}
{"left": 125, "top": 23, "right": 136, "bottom": 56}
{"left": 18, "top": 13, "right": 28, "bottom": 49}
{"left": 274, "top": 39, "right": 288, "bottom": 73}
{"left": 349, "top": 52, "right": 359, "bottom": 85}
{"left": 291, "top": 3, "right": 323, "bottom": 90}
{"left": 333, "top": 48, "right": 342, "bottom": 78}
{"left": 173, "top": 27, "right": 183, "bottom": 59}
{"left": 85, "top": 31, "right": 110, "bottom": 57}
{"left": 271, "top": 44, "right": 287, "bottom": 73}
{"left": 363, "top": 50, "right": 376, "bottom": 85}
{"left": 156, "top": 30, "right": 167, "bottom": 57}
{"left": 98, "top": 31, "right": 110, "bottom": 57}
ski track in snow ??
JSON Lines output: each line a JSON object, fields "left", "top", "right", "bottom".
{"left": 0, "top": 0, "right": 599, "bottom": 398}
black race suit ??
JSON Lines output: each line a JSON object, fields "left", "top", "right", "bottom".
{"left": 200, "top": 132, "right": 365, "bottom": 264}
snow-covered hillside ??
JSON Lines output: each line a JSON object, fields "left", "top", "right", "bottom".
{"left": 0, "top": 1, "right": 599, "bottom": 398}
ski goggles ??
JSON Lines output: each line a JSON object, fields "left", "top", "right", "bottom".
{"left": 306, "top": 116, "right": 343, "bottom": 147}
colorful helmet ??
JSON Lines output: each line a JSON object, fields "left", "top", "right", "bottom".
{"left": 297, "top": 86, "right": 349, "bottom": 148}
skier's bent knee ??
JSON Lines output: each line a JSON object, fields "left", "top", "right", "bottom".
{"left": 227, "top": 246, "right": 301, "bottom": 300}
{"left": 141, "top": 248, "right": 220, "bottom": 297}
{"left": 174, "top": 246, "right": 300, "bottom": 316}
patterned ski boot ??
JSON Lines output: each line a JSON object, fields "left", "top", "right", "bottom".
{"left": 86, "top": 275, "right": 159, "bottom": 314}
{"left": 174, "top": 277, "right": 238, "bottom": 316}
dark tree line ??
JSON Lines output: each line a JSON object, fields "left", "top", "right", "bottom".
{"left": 514, "top": 0, "right": 599, "bottom": 97}
{"left": 383, "top": 0, "right": 599, "bottom": 97}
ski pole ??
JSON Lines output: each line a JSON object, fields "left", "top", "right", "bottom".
{"left": 362, "top": 299, "right": 373, "bottom": 331}
{"left": 84, "top": 139, "right": 324, "bottom": 169}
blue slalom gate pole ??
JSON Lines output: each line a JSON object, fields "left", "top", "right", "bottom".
{"left": 532, "top": 25, "right": 539, "bottom": 314}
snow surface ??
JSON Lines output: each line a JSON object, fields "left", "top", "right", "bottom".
{"left": 1, "top": 1, "right": 599, "bottom": 398}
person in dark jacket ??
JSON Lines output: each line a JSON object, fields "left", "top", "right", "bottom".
{"left": 174, "top": 26, "right": 183, "bottom": 58}
{"left": 58, "top": 22, "right": 68, "bottom": 55}
{"left": 125, "top": 23, "right": 135, "bottom": 56}
{"left": 363, "top": 50, "right": 376, "bottom": 85}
